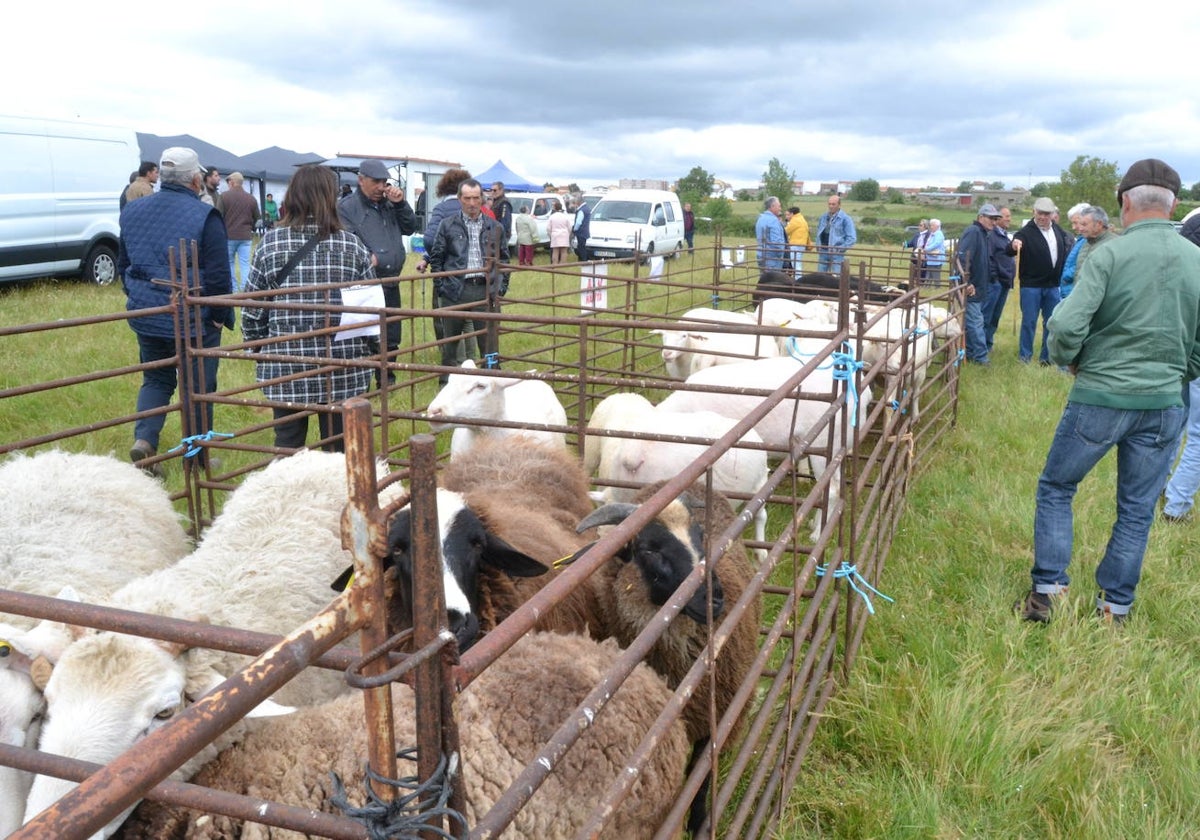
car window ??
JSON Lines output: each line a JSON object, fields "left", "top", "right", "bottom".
{"left": 534, "top": 200, "right": 547, "bottom": 215}
{"left": 652, "top": 205, "right": 665, "bottom": 226}
{"left": 511, "top": 198, "right": 532, "bottom": 213}
{"left": 593, "top": 200, "right": 651, "bottom": 223}
{"left": 664, "top": 203, "right": 676, "bottom": 222}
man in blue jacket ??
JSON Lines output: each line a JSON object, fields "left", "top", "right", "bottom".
{"left": 755, "top": 196, "right": 787, "bottom": 271}
{"left": 119, "top": 147, "right": 233, "bottom": 474}
{"left": 954, "top": 204, "right": 1002, "bottom": 365}
{"left": 816, "top": 194, "right": 857, "bottom": 274}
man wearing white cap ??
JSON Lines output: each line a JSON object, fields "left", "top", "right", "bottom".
{"left": 118, "top": 146, "right": 233, "bottom": 474}
{"left": 1008, "top": 196, "right": 1073, "bottom": 364}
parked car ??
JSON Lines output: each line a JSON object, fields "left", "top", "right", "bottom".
{"left": 586, "top": 189, "right": 686, "bottom": 260}
{"left": 504, "top": 192, "right": 569, "bottom": 248}
{"left": 0, "top": 115, "right": 140, "bottom": 285}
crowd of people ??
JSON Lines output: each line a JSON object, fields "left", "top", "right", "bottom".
{"left": 117, "top": 149, "right": 1200, "bottom": 630}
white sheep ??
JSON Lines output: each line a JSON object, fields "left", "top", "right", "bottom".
{"left": 753, "top": 297, "right": 838, "bottom": 330}
{"left": 426, "top": 360, "right": 568, "bottom": 457}
{"left": 114, "top": 632, "right": 691, "bottom": 840}
{"left": 658, "top": 354, "right": 871, "bottom": 541}
{"left": 651, "top": 307, "right": 777, "bottom": 380}
{"left": 0, "top": 450, "right": 193, "bottom": 836}
{"left": 22, "top": 450, "right": 402, "bottom": 839}
{"left": 584, "top": 394, "right": 769, "bottom": 554}
{"left": 860, "top": 305, "right": 936, "bottom": 419}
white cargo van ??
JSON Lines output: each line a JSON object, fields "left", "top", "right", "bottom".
{"left": 504, "top": 192, "right": 568, "bottom": 248}
{"left": 586, "top": 189, "right": 685, "bottom": 260}
{"left": 0, "top": 115, "right": 140, "bottom": 285}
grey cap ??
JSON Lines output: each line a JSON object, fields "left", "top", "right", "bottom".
{"left": 978, "top": 203, "right": 1002, "bottom": 218}
{"left": 358, "top": 159, "right": 390, "bottom": 180}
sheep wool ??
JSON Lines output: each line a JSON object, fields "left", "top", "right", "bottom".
{"left": 116, "top": 632, "right": 690, "bottom": 840}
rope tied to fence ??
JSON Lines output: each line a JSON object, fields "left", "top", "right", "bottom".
{"left": 815, "top": 561, "right": 894, "bottom": 614}
{"left": 167, "top": 430, "right": 233, "bottom": 458}
{"left": 888, "top": 389, "right": 909, "bottom": 414}
{"left": 785, "top": 336, "right": 835, "bottom": 369}
{"left": 831, "top": 343, "right": 865, "bottom": 426}
{"left": 330, "top": 746, "right": 467, "bottom": 840}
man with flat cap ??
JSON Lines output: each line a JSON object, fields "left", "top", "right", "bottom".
{"left": 1018, "top": 158, "right": 1200, "bottom": 625}
{"left": 954, "top": 203, "right": 1003, "bottom": 365}
{"left": 338, "top": 159, "right": 416, "bottom": 381}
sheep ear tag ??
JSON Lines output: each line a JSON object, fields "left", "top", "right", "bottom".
{"left": 330, "top": 566, "right": 355, "bottom": 592}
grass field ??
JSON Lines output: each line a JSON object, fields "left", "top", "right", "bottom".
{"left": 784, "top": 325, "right": 1200, "bottom": 838}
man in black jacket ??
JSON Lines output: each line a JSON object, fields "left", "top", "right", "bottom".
{"left": 1010, "top": 197, "right": 1073, "bottom": 364}
{"left": 428, "top": 179, "right": 510, "bottom": 381}
{"left": 338, "top": 159, "right": 416, "bottom": 371}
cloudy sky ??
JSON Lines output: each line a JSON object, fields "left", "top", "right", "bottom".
{"left": 8, "top": 1, "right": 1200, "bottom": 192}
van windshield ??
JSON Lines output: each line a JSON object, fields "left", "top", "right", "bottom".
{"left": 592, "top": 200, "right": 651, "bottom": 223}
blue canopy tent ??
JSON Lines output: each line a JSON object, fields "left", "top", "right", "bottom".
{"left": 473, "top": 159, "right": 539, "bottom": 192}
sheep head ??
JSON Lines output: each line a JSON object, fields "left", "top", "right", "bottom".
{"left": 576, "top": 493, "right": 725, "bottom": 624}
{"left": 333, "top": 488, "right": 550, "bottom": 652}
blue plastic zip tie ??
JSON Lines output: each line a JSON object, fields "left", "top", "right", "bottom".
{"left": 168, "top": 430, "right": 234, "bottom": 459}
{"left": 483, "top": 352, "right": 500, "bottom": 369}
{"left": 815, "top": 561, "right": 894, "bottom": 614}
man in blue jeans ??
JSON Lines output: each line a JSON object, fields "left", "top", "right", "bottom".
{"left": 1009, "top": 196, "right": 1072, "bottom": 364}
{"left": 1019, "top": 159, "right": 1200, "bottom": 624}
{"left": 119, "top": 147, "right": 234, "bottom": 474}
{"left": 954, "top": 204, "right": 1001, "bottom": 365}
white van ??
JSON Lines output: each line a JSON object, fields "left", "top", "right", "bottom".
{"left": 0, "top": 115, "right": 140, "bottom": 285}
{"left": 586, "top": 189, "right": 686, "bottom": 260}
{"left": 505, "top": 192, "right": 569, "bottom": 248}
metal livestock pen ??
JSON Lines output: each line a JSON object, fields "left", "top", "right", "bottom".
{"left": 0, "top": 239, "right": 963, "bottom": 838}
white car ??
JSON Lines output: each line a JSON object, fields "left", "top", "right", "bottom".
{"left": 505, "top": 192, "right": 568, "bottom": 248}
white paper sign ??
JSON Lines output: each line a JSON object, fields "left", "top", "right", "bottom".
{"left": 648, "top": 256, "right": 664, "bottom": 279}
{"left": 580, "top": 264, "right": 608, "bottom": 313}
{"left": 335, "top": 283, "right": 385, "bottom": 341}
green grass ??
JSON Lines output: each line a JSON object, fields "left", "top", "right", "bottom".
{"left": 782, "top": 334, "right": 1200, "bottom": 839}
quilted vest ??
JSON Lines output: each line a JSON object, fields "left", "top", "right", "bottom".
{"left": 121, "top": 184, "right": 217, "bottom": 337}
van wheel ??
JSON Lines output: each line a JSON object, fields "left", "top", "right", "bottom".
{"left": 84, "top": 243, "right": 118, "bottom": 285}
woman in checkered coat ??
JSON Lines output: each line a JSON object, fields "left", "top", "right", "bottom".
{"left": 243, "top": 165, "right": 379, "bottom": 452}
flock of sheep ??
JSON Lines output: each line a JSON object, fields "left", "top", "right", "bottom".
{"left": 0, "top": 291, "right": 962, "bottom": 839}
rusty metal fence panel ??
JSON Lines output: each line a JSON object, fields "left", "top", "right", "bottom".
{"left": 0, "top": 242, "right": 963, "bottom": 838}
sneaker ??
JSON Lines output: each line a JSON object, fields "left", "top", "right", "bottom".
{"left": 129, "top": 440, "right": 163, "bottom": 478}
{"left": 1017, "top": 590, "right": 1055, "bottom": 623}
{"left": 1162, "top": 510, "right": 1190, "bottom": 524}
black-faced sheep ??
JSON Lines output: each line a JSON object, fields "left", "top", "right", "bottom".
{"left": 333, "top": 437, "right": 604, "bottom": 652}
{"left": 0, "top": 450, "right": 193, "bottom": 835}
{"left": 23, "top": 450, "right": 402, "bottom": 839}
{"left": 111, "top": 631, "right": 690, "bottom": 840}
{"left": 577, "top": 482, "right": 762, "bottom": 833}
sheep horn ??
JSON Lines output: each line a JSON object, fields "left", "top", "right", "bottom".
{"left": 577, "top": 503, "right": 638, "bottom": 533}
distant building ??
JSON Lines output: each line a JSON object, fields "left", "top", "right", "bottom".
{"left": 619, "top": 178, "right": 669, "bottom": 190}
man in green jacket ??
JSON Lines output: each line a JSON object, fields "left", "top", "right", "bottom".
{"left": 1019, "top": 158, "right": 1200, "bottom": 625}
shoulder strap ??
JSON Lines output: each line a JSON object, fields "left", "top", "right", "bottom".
{"left": 276, "top": 235, "right": 321, "bottom": 285}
